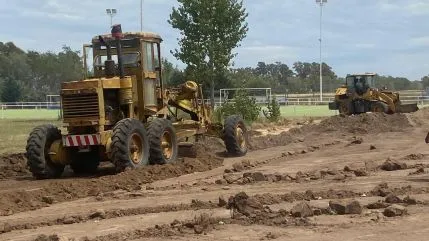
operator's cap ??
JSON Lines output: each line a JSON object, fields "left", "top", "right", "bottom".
{"left": 111, "top": 24, "right": 123, "bottom": 39}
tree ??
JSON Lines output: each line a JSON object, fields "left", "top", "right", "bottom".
{"left": 1, "top": 78, "right": 21, "bottom": 102}
{"left": 169, "top": 0, "right": 249, "bottom": 108}
{"left": 422, "top": 75, "right": 429, "bottom": 89}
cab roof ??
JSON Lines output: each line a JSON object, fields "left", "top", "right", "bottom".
{"left": 347, "top": 73, "right": 376, "bottom": 77}
{"left": 92, "top": 32, "right": 163, "bottom": 42}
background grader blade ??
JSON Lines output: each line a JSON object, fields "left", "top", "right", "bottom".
{"left": 396, "top": 103, "right": 419, "bottom": 113}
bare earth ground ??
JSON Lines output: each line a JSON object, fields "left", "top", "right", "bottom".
{"left": 1, "top": 109, "right": 429, "bottom": 241}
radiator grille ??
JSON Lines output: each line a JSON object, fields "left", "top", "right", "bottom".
{"left": 62, "top": 93, "right": 99, "bottom": 119}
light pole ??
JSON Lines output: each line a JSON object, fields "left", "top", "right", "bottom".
{"left": 140, "top": 0, "right": 144, "bottom": 31}
{"left": 106, "top": 8, "right": 117, "bottom": 28}
{"left": 316, "top": 0, "right": 327, "bottom": 102}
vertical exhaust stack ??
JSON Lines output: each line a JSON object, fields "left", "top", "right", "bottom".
{"left": 98, "top": 36, "right": 115, "bottom": 78}
{"left": 111, "top": 24, "right": 125, "bottom": 79}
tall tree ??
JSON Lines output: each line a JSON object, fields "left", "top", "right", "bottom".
{"left": 1, "top": 78, "right": 21, "bottom": 102}
{"left": 421, "top": 75, "right": 429, "bottom": 89}
{"left": 169, "top": 0, "right": 249, "bottom": 108}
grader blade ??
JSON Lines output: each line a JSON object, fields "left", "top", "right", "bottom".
{"left": 396, "top": 103, "right": 419, "bottom": 113}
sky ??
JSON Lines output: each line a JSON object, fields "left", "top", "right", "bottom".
{"left": 1, "top": 0, "right": 429, "bottom": 80}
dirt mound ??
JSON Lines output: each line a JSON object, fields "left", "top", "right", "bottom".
{"left": 0, "top": 155, "right": 223, "bottom": 215}
{"left": 247, "top": 113, "right": 411, "bottom": 151}
{"left": 408, "top": 106, "right": 429, "bottom": 127}
{"left": 85, "top": 213, "right": 220, "bottom": 241}
{"left": 369, "top": 183, "right": 429, "bottom": 197}
{"left": 33, "top": 234, "right": 65, "bottom": 241}
{"left": 226, "top": 192, "right": 311, "bottom": 227}
{"left": 308, "top": 113, "right": 412, "bottom": 134}
{"left": 249, "top": 132, "right": 295, "bottom": 151}
{"left": 0, "top": 153, "right": 30, "bottom": 179}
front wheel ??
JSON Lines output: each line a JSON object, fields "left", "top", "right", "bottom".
{"left": 148, "top": 118, "right": 178, "bottom": 165}
{"left": 110, "top": 118, "right": 150, "bottom": 172}
{"left": 25, "top": 125, "right": 65, "bottom": 179}
{"left": 371, "top": 101, "right": 389, "bottom": 113}
{"left": 223, "top": 115, "right": 248, "bottom": 156}
{"left": 339, "top": 101, "right": 353, "bottom": 115}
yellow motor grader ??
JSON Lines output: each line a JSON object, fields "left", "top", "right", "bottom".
{"left": 25, "top": 24, "right": 248, "bottom": 179}
{"left": 328, "top": 73, "right": 418, "bottom": 115}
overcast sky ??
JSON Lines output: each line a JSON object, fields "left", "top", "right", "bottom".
{"left": 1, "top": 0, "right": 429, "bottom": 80}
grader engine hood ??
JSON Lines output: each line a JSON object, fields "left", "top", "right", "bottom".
{"left": 60, "top": 76, "right": 134, "bottom": 125}
{"left": 335, "top": 87, "right": 347, "bottom": 96}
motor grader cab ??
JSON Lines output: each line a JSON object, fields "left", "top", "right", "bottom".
{"left": 328, "top": 73, "right": 418, "bottom": 115}
{"left": 25, "top": 24, "right": 248, "bottom": 179}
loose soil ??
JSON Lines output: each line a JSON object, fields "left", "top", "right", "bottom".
{"left": 2, "top": 110, "right": 429, "bottom": 241}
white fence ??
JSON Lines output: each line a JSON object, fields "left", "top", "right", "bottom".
{"left": 1, "top": 95, "right": 429, "bottom": 110}
{"left": 0, "top": 102, "right": 61, "bottom": 109}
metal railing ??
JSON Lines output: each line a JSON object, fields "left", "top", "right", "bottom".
{"left": 1, "top": 95, "right": 429, "bottom": 110}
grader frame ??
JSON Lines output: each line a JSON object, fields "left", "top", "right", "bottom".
{"left": 25, "top": 24, "right": 248, "bottom": 179}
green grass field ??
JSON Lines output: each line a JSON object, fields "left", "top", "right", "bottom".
{"left": 279, "top": 105, "right": 337, "bottom": 117}
{"left": 0, "top": 106, "right": 337, "bottom": 120}
{"left": 0, "top": 119, "right": 62, "bottom": 154}
{"left": 0, "top": 109, "right": 61, "bottom": 120}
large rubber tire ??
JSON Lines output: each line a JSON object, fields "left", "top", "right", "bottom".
{"left": 69, "top": 148, "right": 100, "bottom": 175}
{"left": 339, "top": 101, "right": 354, "bottom": 115}
{"left": 111, "top": 118, "right": 150, "bottom": 172}
{"left": 223, "top": 115, "right": 248, "bottom": 156}
{"left": 25, "top": 125, "right": 65, "bottom": 179}
{"left": 148, "top": 119, "right": 178, "bottom": 165}
{"left": 371, "top": 101, "right": 389, "bottom": 113}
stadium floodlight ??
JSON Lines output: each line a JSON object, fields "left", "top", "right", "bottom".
{"left": 106, "top": 8, "right": 117, "bottom": 27}
{"left": 316, "top": 0, "right": 327, "bottom": 102}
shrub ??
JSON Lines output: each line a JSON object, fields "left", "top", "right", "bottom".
{"left": 215, "top": 89, "right": 261, "bottom": 123}
{"left": 263, "top": 95, "right": 281, "bottom": 122}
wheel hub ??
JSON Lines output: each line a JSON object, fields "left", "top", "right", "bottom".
{"left": 236, "top": 126, "right": 246, "bottom": 149}
{"left": 129, "top": 133, "right": 143, "bottom": 164}
{"left": 161, "top": 131, "right": 173, "bottom": 160}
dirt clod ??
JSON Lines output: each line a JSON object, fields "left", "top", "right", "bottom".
{"left": 348, "top": 137, "right": 363, "bottom": 145}
{"left": 366, "top": 201, "right": 389, "bottom": 209}
{"left": 218, "top": 196, "right": 227, "bottom": 207}
{"left": 89, "top": 209, "right": 106, "bottom": 219}
{"left": 385, "top": 194, "right": 402, "bottom": 204}
{"left": 232, "top": 162, "right": 245, "bottom": 172}
{"left": 404, "top": 153, "right": 425, "bottom": 160}
{"left": 215, "top": 179, "right": 227, "bottom": 185}
{"left": 371, "top": 183, "right": 392, "bottom": 197}
{"left": 264, "top": 232, "right": 279, "bottom": 240}
{"left": 383, "top": 204, "right": 407, "bottom": 217}
{"left": 403, "top": 196, "right": 418, "bottom": 205}
{"left": 370, "top": 145, "right": 377, "bottom": 150}
{"left": 223, "top": 173, "right": 242, "bottom": 184}
{"left": 0, "top": 223, "right": 12, "bottom": 233}
{"left": 291, "top": 202, "right": 313, "bottom": 218}
{"left": 380, "top": 158, "right": 407, "bottom": 171}
{"left": 34, "top": 234, "right": 66, "bottom": 241}
{"left": 329, "top": 200, "right": 362, "bottom": 215}
{"left": 41, "top": 196, "right": 54, "bottom": 205}
{"left": 353, "top": 169, "right": 368, "bottom": 177}
{"left": 408, "top": 167, "right": 425, "bottom": 176}
{"left": 0, "top": 153, "right": 30, "bottom": 179}
{"left": 251, "top": 172, "right": 266, "bottom": 182}
{"left": 227, "top": 192, "right": 263, "bottom": 217}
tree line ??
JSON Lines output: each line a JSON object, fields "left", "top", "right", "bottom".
{"left": 1, "top": 0, "right": 428, "bottom": 102}
{"left": 0, "top": 42, "right": 82, "bottom": 102}
{"left": 162, "top": 58, "right": 426, "bottom": 95}
{"left": 1, "top": 40, "right": 428, "bottom": 103}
